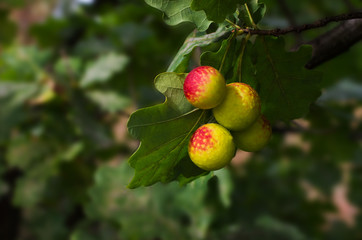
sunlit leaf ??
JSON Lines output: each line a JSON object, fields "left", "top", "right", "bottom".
{"left": 145, "top": 0, "right": 212, "bottom": 31}
{"left": 127, "top": 72, "right": 208, "bottom": 188}
{"left": 168, "top": 25, "right": 232, "bottom": 72}
{"left": 80, "top": 53, "right": 129, "bottom": 87}
{"left": 86, "top": 90, "right": 131, "bottom": 113}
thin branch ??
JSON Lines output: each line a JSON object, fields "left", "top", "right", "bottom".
{"left": 237, "top": 12, "right": 362, "bottom": 36}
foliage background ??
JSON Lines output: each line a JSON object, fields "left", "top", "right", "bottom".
{"left": 0, "top": 0, "right": 362, "bottom": 239}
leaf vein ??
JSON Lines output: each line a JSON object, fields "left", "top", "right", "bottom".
{"left": 129, "top": 108, "right": 199, "bottom": 129}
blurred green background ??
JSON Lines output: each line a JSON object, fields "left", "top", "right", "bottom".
{"left": 0, "top": 0, "right": 362, "bottom": 239}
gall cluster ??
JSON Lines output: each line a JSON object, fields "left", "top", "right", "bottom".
{"left": 183, "top": 66, "right": 272, "bottom": 171}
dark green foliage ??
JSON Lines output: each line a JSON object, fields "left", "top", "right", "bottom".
{"left": 127, "top": 73, "right": 208, "bottom": 187}
{"left": 191, "top": 0, "right": 239, "bottom": 23}
{"left": 242, "top": 37, "right": 322, "bottom": 123}
{"left": 0, "top": 10, "right": 16, "bottom": 45}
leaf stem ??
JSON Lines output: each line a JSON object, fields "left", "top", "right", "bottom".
{"left": 219, "top": 32, "right": 236, "bottom": 73}
{"left": 225, "top": 19, "right": 241, "bottom": 29}
{"left": 237, "top": 34, "right": 251, "bottom": 83}
{"left": 244, "top": 3, "right": 257, "bottom": 29}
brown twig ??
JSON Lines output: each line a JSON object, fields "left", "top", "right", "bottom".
{"left": 306, "top": 18, "right": 362, "bottom": 69}
{"left": 238, "top": 12, "right": 362, "bottom": 36}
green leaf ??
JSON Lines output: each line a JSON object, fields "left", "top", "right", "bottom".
{"left": 174, "top": 156, "right": 209, "bottom": 185}
{"left": 305, "top": 160, "right": 341, "bottom": 195}
{"left": 242, "top": 37, "right": 322, "bottom": 123}
{"left": 145, "top": 0, "right": 212, "bottom": 31}
{"left": 191, "top": 0, "right": 239, "bottom": 23}
{"left": 86, "top": 162, "right": 213, "bottom": 239}
{"left": 60, "top": 142, "right": 85, "bottom": 162}
{"left": 200, "top": 33, "right": 240, "bottom": 77}
{"left": 306, "top": 105, "right": 359, "bottom": 163}
{"left": 0, "top": 82, "right": 38, "bottom": 142}
{"left": 256, "top": 215, "right": 307, "bottom": 240}
{"left": 13, "top": 175, "right": 47, "bottom": 207}
{"left": 168, "top": 25, "right": 232, "bottom": 72}
{"left": 127, "top": 72, "right": 208, "bottom": 188}
{"left": 117, "top": 22, "right": 153, "bottom": 48}
{"left": 240, "top": 0, "right": 267, "bottom": 26}
{"left": 0, "top": 10, "right": 16, "bottom": 45}
{"left": 1, "top": 0, "right": 24, "bottom": 7}
{"left": 19, "top": 206, "right": 69, "bottom": 240}
{"left": 80, "top": 53, "right": 129, "bottom": 87}
{"left": 6, "top": 137, "right": 53, "bottom": 170}
{"left": 86, "top": 90, "right": 131, "bottom": 113}
{"left": 54, "top": 57, "right": 82, "bottom": 78}
{"left": 13, "top": 156, "right": 60, "bottom": 207}
{"left": 71, "top": 93, "right": 112, "bottom": 147}
{"left": 0, "top": 46, "right": 51, "bottom": 82}
{"left": 70, "top": 229, "right": 98, "bottom": 240}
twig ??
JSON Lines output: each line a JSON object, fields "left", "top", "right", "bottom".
{"left": 236, "top": 12, "right": 362, "bottom": 36}
{"left": 306, "top": 18, "right": 362, "bottom": 69}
